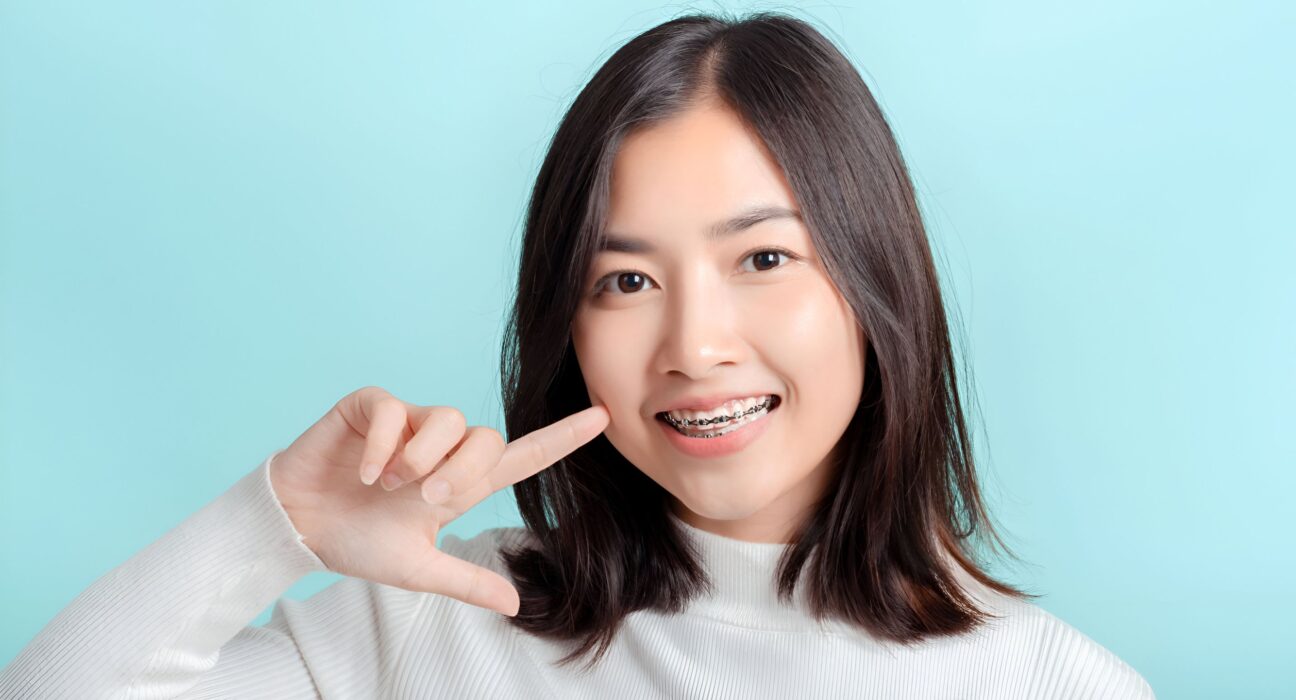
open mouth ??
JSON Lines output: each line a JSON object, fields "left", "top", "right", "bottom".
{"left": 655, "top": 395, "right": 782, "bottom": 438}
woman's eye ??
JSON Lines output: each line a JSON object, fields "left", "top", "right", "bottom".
{"left": 740, "top": 249, "right": 794, "bottom": 273}
{"left": 595, "top": 271, "right": 657, "bottom": 296}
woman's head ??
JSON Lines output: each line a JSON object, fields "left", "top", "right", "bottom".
{"left": 570, "top": 96, "right": 867, "bottom": 544}
{"left": 501, "top": 10, "right": 1035, "bottom": 668}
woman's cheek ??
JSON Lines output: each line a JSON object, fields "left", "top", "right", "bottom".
{"left": 740, "top": 276, "right": 822, "bottom": 361}
{"left": 574, "top": 311, "right": 646, "bottom": 434}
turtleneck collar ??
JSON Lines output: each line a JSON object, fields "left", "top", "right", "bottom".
{"left": 666, "top": 510, "right": 855, "bottom": 634}
{"left": 665, "top": 510, "right": 1008, "bottom": 638}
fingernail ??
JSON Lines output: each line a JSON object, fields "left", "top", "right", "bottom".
{"left": 423, "top": 478, "right": 452, "bottom": 505}
{"left": 380, "top": 472, "right": 405, "bottom": 491}
{"left": 361, "top": 463, "right": 382, "bottom": 485}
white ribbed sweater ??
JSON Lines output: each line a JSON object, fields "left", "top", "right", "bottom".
{"left": 0, "top": 450, "right": 1155, "bottom": 699}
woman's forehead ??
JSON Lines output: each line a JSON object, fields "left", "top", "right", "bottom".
{"left": 606, "top": 108, "right": 799, "bottom": 242}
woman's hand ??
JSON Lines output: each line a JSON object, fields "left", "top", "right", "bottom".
{"left": 267, "top": 385, "right": 609, "bottom": 617}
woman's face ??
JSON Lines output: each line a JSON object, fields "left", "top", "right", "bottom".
{"left": 571, "top": 100, "right": 866, "bottom": 543}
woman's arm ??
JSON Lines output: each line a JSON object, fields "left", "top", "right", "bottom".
{"left": 0, "top": 451, "right": 426, "bottom": 699}
{"left": 176, "top": 575, "right": 428, "bottom": 699}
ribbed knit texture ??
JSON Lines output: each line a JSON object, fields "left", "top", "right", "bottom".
{"left": 0, "top": 451, "right": 1156, "bottom": 699}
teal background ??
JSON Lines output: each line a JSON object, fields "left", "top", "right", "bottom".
{"left": 2, "top": 1, "right": 1292, "bottom": 696}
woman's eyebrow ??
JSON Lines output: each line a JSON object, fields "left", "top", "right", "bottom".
{"left": 599, "top": 205, "right": 802, "bottom": 254}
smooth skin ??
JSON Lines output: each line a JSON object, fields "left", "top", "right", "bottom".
{"left": 268, "top": 385, "right": 610, "bottom": 618}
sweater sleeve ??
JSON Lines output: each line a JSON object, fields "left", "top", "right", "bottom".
{"left": 0, "top": 450, "right": 428, "bottom": 700}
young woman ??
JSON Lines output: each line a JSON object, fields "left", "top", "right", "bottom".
{"left": 0, "top": 11, "right": 1155, "bottom": 698}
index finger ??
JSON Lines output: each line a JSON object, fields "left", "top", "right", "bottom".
{"left": 489, "top": 405, "right": 609, "bottom": 490}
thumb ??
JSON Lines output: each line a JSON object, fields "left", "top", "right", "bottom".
{"left": 406, "top": 550, "right": 521, "bottom": 617}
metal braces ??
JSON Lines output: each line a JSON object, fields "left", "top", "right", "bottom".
{"left": 663, "top": 396, "right": 775, "bottom": 430}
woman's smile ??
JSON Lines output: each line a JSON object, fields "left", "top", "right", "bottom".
{"left": 654, "top": 394, "right": 782, "bottom": 459}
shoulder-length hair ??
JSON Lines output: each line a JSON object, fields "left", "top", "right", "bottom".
{"left": 498, "top": 10, "right": 1038, "bottom": 670}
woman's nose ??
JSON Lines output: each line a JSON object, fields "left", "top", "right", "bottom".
{"left": 652, "top": 272, "right": 746, "bottom": 379}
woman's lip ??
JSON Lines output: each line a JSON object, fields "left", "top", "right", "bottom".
{"left": 654, "top": 398, "right": 779, "bottom": 458}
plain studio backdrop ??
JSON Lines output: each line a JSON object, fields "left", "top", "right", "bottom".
{"left": 1, "top": 1, "right": 1291, "bottom": 697}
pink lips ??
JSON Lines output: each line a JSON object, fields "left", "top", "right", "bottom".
{"left": 655, "top": 397, "right": 779, "bottom": 459}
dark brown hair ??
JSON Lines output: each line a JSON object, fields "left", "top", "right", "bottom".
{"left": 498, "top": 10, "right": 1038, "bottom": 670}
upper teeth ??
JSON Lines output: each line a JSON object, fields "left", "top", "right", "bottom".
{"left": 665, "top": 395, "right": 773, "bottom": 425}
